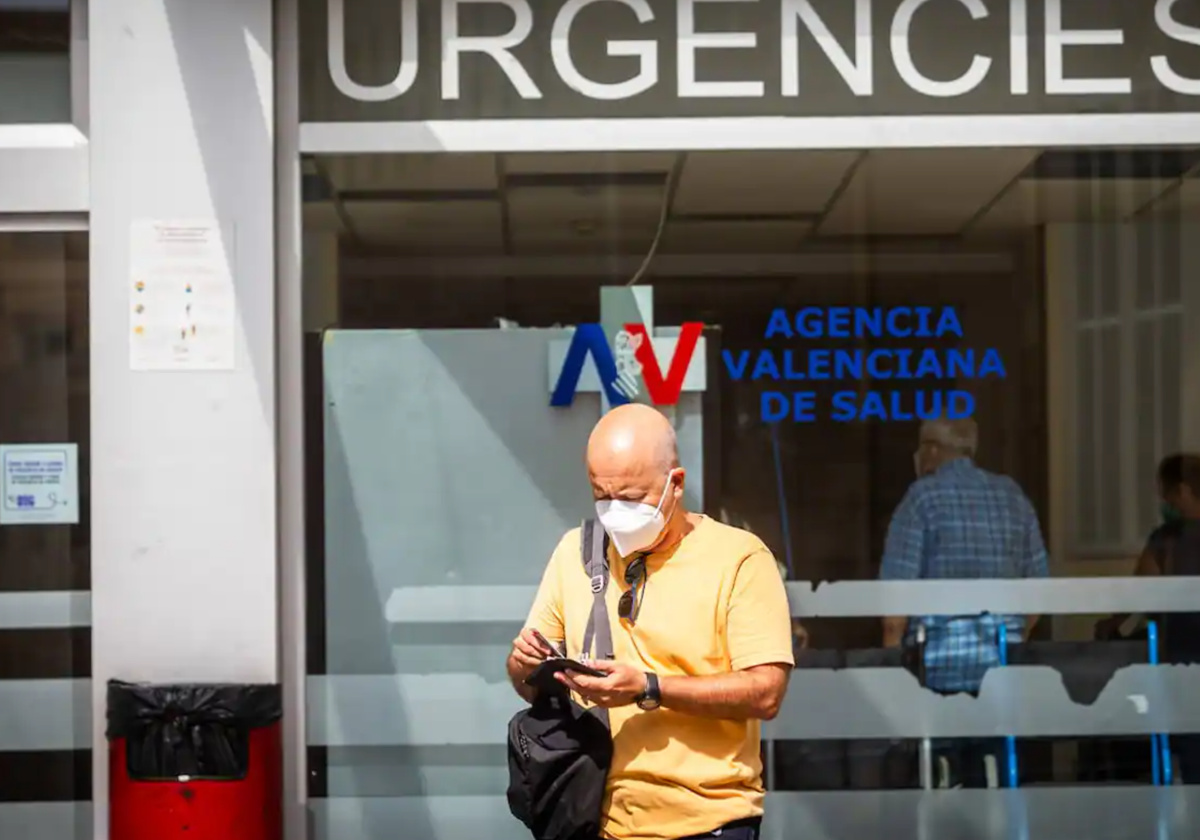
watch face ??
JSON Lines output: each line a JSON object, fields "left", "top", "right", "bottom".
{"left": 637, "top": 696, "right": 660, "bottom": 711}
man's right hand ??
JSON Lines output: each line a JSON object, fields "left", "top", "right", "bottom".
{"left": 509, "top": 628, "right": 556, "bottom": 679}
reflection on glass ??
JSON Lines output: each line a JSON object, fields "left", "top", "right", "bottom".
{"left": 0, "top": 231, "right": 90, "bottom": 833}
{"left": 0, "top": 0, "right": 70, "bottom": 124}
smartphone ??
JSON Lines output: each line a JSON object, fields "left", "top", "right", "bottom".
{"left": 524, "top": 657, "right": 607, "bottom": 690}
{"left": 530, "top": 629, "right": 564, "bottom": 659}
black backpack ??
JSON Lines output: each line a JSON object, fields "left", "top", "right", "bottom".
{"left": 507, "top": 520, "right": 615, "bottom": 840}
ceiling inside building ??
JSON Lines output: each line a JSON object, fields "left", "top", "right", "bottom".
{"left": 303, "top": 148, "right": 1200, "bottom": 254}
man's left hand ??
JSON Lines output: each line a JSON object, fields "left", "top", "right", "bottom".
{"left": 557, "top": 660, "right": 647, "bottom": 708}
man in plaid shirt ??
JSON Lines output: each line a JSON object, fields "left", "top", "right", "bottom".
{"left": 879, "top": 416, "right": 1049, "bottom": 786}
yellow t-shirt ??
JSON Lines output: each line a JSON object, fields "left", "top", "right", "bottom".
{"left": 525, "top": 515, "right": 795, "bottom": 840}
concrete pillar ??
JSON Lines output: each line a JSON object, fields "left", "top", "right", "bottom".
{"left": 88, "top": 1, "right": 276, "bottom": 834}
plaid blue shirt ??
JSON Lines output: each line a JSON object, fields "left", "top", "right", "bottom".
{"left": 880, "top": 458, "right": 1049, "bottom": 693}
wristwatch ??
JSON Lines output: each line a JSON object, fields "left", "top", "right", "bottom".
{"left": 635, "top": 672, "right": 661, "bottom": 711}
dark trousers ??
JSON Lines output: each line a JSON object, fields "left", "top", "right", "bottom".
{"left": 933, "top": 738, "right": 1005, "bottom": 788}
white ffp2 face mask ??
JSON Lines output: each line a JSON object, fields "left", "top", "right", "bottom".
{"left": 595, "top": 471, "right": 678, "bottom": 558}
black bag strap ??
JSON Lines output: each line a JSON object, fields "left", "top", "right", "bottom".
{"left": 580, "top": 519, "right": 613, "bottom": 663}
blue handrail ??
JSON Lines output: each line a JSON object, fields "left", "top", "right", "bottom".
{"left": 999, "top": 621, "right": 1172, "bottom": 788}
{"left": 1147, "top": 621, "right": 1172, "bottom": 786}
{"left": 997, "top": 623, "right": 1019, "bottom": 788}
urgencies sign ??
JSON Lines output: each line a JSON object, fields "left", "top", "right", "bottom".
{"left": 308, "top": 0, "right": 1200, "bottom": 120}
{"left": 723, "top": 306, "right": 1005, "bottom": 422}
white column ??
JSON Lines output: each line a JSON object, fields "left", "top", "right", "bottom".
{"left": 88, "top": 1, "right": 276, "bottom": 835}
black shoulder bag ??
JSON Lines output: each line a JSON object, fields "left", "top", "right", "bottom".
{"left": 506, "top": 520, "right": 615, "bottom": 840}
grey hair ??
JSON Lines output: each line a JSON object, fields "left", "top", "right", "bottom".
{"left": 919, "top": 416, "right": 978, "bottom": 457}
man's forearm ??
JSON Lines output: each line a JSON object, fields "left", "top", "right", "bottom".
{"left": 659, "top": 669, "right": 785, "bottom": 721}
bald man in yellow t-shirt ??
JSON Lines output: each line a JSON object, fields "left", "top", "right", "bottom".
{"left": 507, "top": 405, "right": 794, "bottom": 840}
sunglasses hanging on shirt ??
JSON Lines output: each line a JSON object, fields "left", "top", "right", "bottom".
{"left": 618, "top": 555, "right": 648, "bottom": 623}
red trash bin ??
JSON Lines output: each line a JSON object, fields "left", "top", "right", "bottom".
{"left": 107, "top": 681, "right": 282, "bottom": 840}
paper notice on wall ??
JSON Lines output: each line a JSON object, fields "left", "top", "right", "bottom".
{"left": 0, "top": 443, "right": 79, "bottom": 526}
{"left": 129, "top": 219, "right": 236, "bottom": 370}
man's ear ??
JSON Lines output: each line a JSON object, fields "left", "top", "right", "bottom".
{"left": 673, "top": 467, "right": 687, "bottom": 497}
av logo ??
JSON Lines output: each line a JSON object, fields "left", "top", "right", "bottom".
{"left": 548, "top": 287, "right": 706, "bottom": 408}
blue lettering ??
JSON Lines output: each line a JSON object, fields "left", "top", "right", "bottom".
{"left": 826, "top": 307, "right": 851, "bottom": 338}
{"left": 856, "top": 308, "right": 883, "bottom": 337}
{"left": 830, "top": 391, "right": 858, "bottom": 422}
{"left": 796, "top": 307, "right": 825, "bottom": 339}
{"left": 885, "top": 307, "right": 912, "bottom": 337}
{"left": 979, "top": 348, "right": 1007, "bottom": 378}
{"left": 937, "top": 307, "right": 964, "bottom": 337}
{"left": 761, "top": 392, "right": 790, "bottom": 422}
{"left": 782, "top": 350, "right": 806, "bottom": 380}
{"left": 865, "top": 351, "right": 890, "bottom": 379}
{"left": 764, "top": 308, "right": 792, "bottom": 339}
{"left": 946, "top": 390, "right": 975, "bottom": 418}
{"left": 828, "top": 390, "right": 976, "bottom": 422}
{"left": 808, "top": 350, "right": 831, "bottom": 380}
{"left": 752, "top": 351, "right": 781, "bottom": 380}
{"left": 722, "top": 349, "right": 751, "bottom": 380}
{"left": 793, "top": 391, "right": 818, "bottom": 422}
{"left": 913, "top": 349, "right": 945, "bottom": 379}
{"left": 835, "top": 351, "right": 864, "bottom": 379}
{"left": 762, "top": 391, "right": 817, "bottom": 422}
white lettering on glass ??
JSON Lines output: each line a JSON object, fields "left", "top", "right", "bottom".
{"left": 551, "top": 0, "right": 658, "bottom": 100}
{"left": 1044, "top": 0, "right": 1132, "bottom": 95}
{"left": 678, "top": 0, "right": 765, "bottom": 98}
{"left": 1010, "top": 0, "right": 1029, "bottom": 94}
{"left": 1151, "top": 0, "right": 1200, "bottom": 95}
{"left": 781, "top": 0, "right": 873, "bottom": 97}
{"left": 328, "top": 0, "right": 418, "bottom": 101}
{"left": 442, "top": 0, "right": 542, "bottom": 100}
{"left": 892, "top": 0, "right": 992, "bottom": 97}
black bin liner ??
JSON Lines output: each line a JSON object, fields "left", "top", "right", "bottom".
{"left": 106, "top": 680, "right": 282, "bottom": 781}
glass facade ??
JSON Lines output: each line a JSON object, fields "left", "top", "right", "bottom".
{"left": 299, "top": 144, "right": 1200, "bottom": 838}
{"left": 0, "top": 0, "right": 71, "bottom": 124}
{"left": 0, "top": 230, "right": 90, "bottom": 833}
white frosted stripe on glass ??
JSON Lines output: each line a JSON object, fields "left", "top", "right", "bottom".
{"left": 308, "top": 665, "right": 1200, "bottom": 744}
{"left": 308, "top": 675, "right": 519, "bottom": 748}
{"left": 386, "top": 586, "right": 533, "bottom": 624}
{"left": 310, "top": 788, "right": 1200, "bottom": 840}
{"left": 0, "top": 679, "right": 91, "bottom": 750}
{"left": 0, "top": 802, "right": 91, "bottom": 840}
{"left": 0, "top": 591, "right": 90, "bottom": 629}
{"left": 385, "top": 578, "right": 1200, "bottom": 623}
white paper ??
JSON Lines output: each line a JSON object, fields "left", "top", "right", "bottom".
{"left": 0, "top": 443, "right": 79, "bottom": 526}
{"left": 129, "top": 219, "right": 236, "bottom": 370}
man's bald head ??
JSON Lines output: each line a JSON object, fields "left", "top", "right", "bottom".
{"left": 588, "top": 404, "right": 678, "bottom": 473}
{"left": 586, "top": 404, "right": 684, "bottom": 510}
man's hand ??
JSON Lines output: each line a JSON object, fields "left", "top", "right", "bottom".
{"left": 558, "top": 660, "right": 647, "bottom": 708}
{"left": 508, "top": 628, "right": 556, "bottom": 681}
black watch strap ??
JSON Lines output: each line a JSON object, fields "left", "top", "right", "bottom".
{"left": 637, "top": 672, "right": 661, "bottom": 709}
